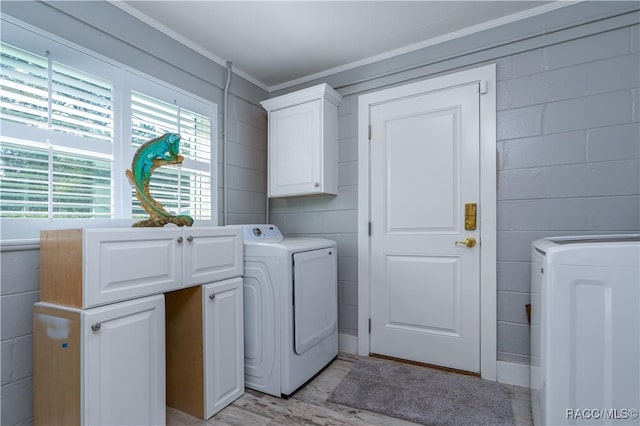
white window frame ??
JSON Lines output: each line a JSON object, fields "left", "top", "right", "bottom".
{"left": 0, "top": 17, "right": 218, "bottom": 241}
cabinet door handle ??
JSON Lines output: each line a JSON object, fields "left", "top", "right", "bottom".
{"left": 314, "top": 182, "right": 319, "bottom": 187}
{"left": 91, "top": 323, "right": 101, "bottom": 332}
{"left": 209, "top": 293, "right": 216, "bottom": 301}
{"left": 177, "top": 236, "right": 183, "bottom": 244}
{"left": 186, "top": 236, "right": 194, "bottom": 243}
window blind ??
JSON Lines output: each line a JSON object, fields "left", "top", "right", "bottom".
{"left": 1, "top": 42, "right": 115, "bottom": 219}
{"left": 51, "top": 61, "right": 113, "bottom": 142}
{"left": 0, "top": 139, "right": 49, "bottom": 217}
{"left": 0, "top": 44, "right": 49, "bottom": 128}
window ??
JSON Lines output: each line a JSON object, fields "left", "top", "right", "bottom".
{"left": 1, "top": 43, "right": 114, "bottom": 219}
{"left": 0, "top": 20, "right": 217, "bottom": 238}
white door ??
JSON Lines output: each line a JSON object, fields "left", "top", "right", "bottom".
{"left": 369, "top": 83, "right": 481, "bottom": 372}
{"left": 83, "top": 294, "right": 165, "bottom": 425}
{"left": 203, "top": 278, "right": 244, "bottom": 418}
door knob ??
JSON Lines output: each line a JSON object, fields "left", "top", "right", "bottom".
{"left": 455, "top": 237, "right": 476, "bottom": 248}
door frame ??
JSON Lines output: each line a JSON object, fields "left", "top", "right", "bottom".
{"left": 357, "top": 64, "right": 497, "bottom": 380}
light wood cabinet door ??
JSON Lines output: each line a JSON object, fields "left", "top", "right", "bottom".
{"left": 203, "top": 278, "right": 244, "bottom": 418}
{"left": 83, "top": 295, "right": 166, "bottom": 426}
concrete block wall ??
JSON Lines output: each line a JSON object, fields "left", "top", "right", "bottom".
{"left": 495, "top": 25, "right": 640, "bottom": 364}
{"left": 219, "top": 95, "right": 268, "bottom": 225}
{"left": 1, "top": 248, "right": 39, "bottom": 426}
{"left": 270, "top": 21, "right": 640, "bottom": 363}
{"left": 269, "top": 95, "right": 359, "bottom": 336}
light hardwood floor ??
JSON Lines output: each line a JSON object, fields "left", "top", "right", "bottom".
{"left": 167, "top": 354, "right": 533, "bottom": 426}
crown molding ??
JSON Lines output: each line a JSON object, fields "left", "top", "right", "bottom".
{"left": 260, "top": 83, "right": 342, "bottom": 111}
{"left": 109, "top": 0, "right": 579, "bottom": 93}
{"left": 268, "top": 1, "right": 580, "bottom": 92}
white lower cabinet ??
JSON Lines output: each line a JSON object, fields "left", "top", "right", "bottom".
{"left": 33, "top": 294, "right": 165, "bottom": 426}
{"left": 36, "top": 227, "right": 244, "bottom": 425}
{"left": 166, "top": 277, "right": 244, "bottom": 419}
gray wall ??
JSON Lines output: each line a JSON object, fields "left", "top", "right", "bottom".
{"left": 223, "top": 96, "right": 268, "bottom": 225}
{"left": 495, "top": 26, "right": 639, "bottom": 364}
{"left": 0, "top": 2, "right": 267, "bottom": 425}
{"left": 269, "top": 2, "right": 640, "bottom": 365}
{"left": 1, "top": 247, "right": 39, "bottom": 426}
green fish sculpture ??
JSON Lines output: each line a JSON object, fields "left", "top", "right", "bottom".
{"left": 126, "top": 133, "right": 194, "bottom": 227}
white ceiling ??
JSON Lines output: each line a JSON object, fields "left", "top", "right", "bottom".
{"left": 115, "top": 1, "right": 564, "bottom": 92}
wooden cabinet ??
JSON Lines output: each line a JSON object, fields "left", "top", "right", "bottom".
{"left": 166, "top": 277, "right": 244, "bottom": 419}
{"left": 40, "top": 227, "right": 242, "bottom": 309}
{"left": 261, "top": 83, "right": 342, "bottom": 198}
{"left": 34, "top": 294, "right": 165, "bottom": 426}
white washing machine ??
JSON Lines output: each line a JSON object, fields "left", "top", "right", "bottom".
{"left": 530, "top": 235, "right": 640, "bottom": 426}
{"left": 242, "top": 224, "right": 338, "bottom": 397}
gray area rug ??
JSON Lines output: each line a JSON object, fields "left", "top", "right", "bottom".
{"left": 327, "top": 358, "right": 515, "bottom": 426}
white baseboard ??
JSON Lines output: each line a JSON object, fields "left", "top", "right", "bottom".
{"left": 338, "top": 333, "right": 358, "bottom": 354}
{"left": 497, "top": 360, "right": 530, "bottom": 388}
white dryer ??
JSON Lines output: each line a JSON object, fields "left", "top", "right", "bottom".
{"left": 242, "top": 224, "right": 338, "bottom": 397}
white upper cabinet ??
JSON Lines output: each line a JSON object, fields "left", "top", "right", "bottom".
{"left": 261, "top": 84, "right": 342, "bottom": 198}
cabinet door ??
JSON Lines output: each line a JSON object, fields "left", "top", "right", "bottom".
{"left": 83, "top": 295, "right": 165, "bottom": 426}
{"left": 203, "top": 278, "right": 244, "bottom": 418}
{"left": 85, "top": 228, "right": 182, "bottom": 308}
{"left": 269, "top": 100, "right": 321, "bottom": 197}
{"left": 183, "top": 227, "right": 243, "bottom": 287}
